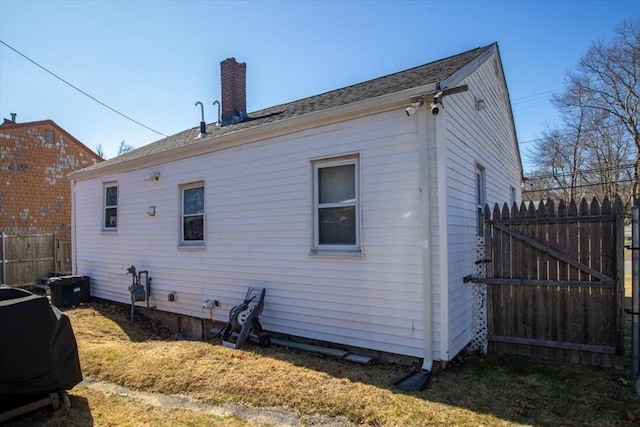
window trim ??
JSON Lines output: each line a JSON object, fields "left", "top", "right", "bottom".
{"left": 311, "top": 155, "right": 361, "bottom": 256}
{"left": 103, "top": 182, "right": 118, "bottom": 232}
{"left": 179, "top": 181, "right": 206, "bottom": 248}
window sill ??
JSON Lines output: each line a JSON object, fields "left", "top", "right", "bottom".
{"left": 101, "top": 229, "right": 118, "bottom": 234}
{"left": 310, "top": 247, "right": 363, "bottom": 258}
{"left": 178, "top": 243, "right": 206, "bottom": 251}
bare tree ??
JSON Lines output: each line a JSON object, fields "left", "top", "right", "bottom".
{"left": 117, "top": 140, "right": 134, "bottom": 156}
{"left": 95, "top": 144, "right": 105, "bottom": 159}
{"left": 525, "top": 19, "right": 639, "bottom": 206}
{"left": 526, "top": 125, "right": 586, "bottom": 203}
{"left": 563, "top": 19, "right": 639, "bottom": 201}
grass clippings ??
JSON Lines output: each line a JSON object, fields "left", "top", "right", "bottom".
{"left": 5, "top": 301, "right": 640, "bottom": 426}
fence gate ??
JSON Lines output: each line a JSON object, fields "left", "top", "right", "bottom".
{"left": 477, "top": 196, "right": 625, "bottom": 367}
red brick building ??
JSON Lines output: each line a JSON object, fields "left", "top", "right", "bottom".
{"left": 0, "top": 116, "right": 103, "bottom": 239}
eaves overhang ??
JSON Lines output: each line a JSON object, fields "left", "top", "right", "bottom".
{"left": 70, "top": 82, "right": 438, "bottom": 181}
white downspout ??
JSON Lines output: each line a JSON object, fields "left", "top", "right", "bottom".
{"left": 71, "top": 179, "right": 77, "bottom": 274}
{"left": 417, "top": 103, "right": 433, "bottom": 371}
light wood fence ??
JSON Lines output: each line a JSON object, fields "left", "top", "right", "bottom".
{"left": 0, "top": 233, "right": 71, "bottom": 286}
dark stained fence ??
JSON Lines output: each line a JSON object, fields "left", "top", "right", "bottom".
{"left": 483, "top": 196, "right": 625, "bottom": 367}
{"left": 0, "top": 233, "right": 71, "bottom": 286}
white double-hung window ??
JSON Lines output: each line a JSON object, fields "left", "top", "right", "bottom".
{"left": 103, "top": 182, "right": 118, "bottom": 230}
{"left": 181, "top": 182, "right": 205, "bottom": 246}
{"left": 312, "top": 155, "right": 360, "bottom": 255}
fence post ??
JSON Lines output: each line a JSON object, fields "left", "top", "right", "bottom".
{"left": 631, "top": 203, "right": 639, "bottom": 375}
{"left": 1, "top": 231, "right": 6, "bottom": 285}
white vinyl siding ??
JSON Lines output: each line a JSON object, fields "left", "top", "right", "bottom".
{"left": 439, "top": 50, "right": 522, "bottom": 359}
{"left": 74, "top": 110, "right": 426, "bottom": 358}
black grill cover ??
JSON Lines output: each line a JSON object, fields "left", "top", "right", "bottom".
{"left": 0, "top": 286, "right": 82, "bottom": 394}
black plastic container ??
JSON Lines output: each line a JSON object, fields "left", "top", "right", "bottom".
{"left": 48, "top": 276, "right": 90, "bottom": 308}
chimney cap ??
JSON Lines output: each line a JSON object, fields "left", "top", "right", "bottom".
{"left": 221, "top": 57, "right": 245, "bottom": 65}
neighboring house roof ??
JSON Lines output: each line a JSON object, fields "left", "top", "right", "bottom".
{"left": 80, "top": 43, "right": 495, "bottom": 173}
{"left": 0, "top": 118, "right": 103, "bottom": 163}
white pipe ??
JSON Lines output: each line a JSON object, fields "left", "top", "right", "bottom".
{"left": 71, "top": 180, "right": 77, "bottom": 275}
{"left": 417, "top": 102, "right": 433, "bottom": 371}
{"left": 212, "top": 100, "right": 221, "bottom": 125}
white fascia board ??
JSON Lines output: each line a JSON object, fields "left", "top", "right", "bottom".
{"left": 442, "top": 43, "right": 522, "bottom": 178}
{"left": 440, "top": 43, "right": 496, "bottom": 89}
{"left": 72, "top": 84, "right": 438, "bottom": 181}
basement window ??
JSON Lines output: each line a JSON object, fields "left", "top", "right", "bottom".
{"left": 103, "top": 183, "right": 118, "bottom": 231}
{"left": 180, "top": 182, "right": 205, "bottom": 247}
{"left": 311, "top": 155, "right": 361, "bottom": 256}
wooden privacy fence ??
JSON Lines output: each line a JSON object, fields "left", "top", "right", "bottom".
{"left": 481, "top": 196, "right": 625, "bottom": 367}
{"left": 0, "top": 233, "right": 72, "bottom": 286}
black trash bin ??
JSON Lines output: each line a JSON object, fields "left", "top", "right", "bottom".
{"left": 48, "top": 276, "right": 90, "bottom": 308}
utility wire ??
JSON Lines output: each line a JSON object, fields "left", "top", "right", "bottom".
{"left": 518, "top": 121, "right": 632, "bottom": 146}
{"left": 0, "top": 40, "right": 168, "bottom": 137}
{"left": 511, "top": 89, "right": 561, "bottom": 104}
{"left": 525, "top": 163, "right": 636, "bottom": 180}
{"left": 522, "top": 178, "right": 635, "bottom": 193}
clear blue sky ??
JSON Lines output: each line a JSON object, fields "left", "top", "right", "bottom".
{"left": 1, "top": 1, "right": 638, "bottom": 168}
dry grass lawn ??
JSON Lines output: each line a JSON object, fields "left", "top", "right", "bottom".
{"left": 5, "top": 294, "right": 640, "bottom": 426}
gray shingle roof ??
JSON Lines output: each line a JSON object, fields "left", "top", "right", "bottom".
{"left": 86, "top": 44, "right": 493, "bottom": 171}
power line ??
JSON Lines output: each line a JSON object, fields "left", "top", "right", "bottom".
{"left": 0, "top": 40, "right": 168, "bottom": 138}
{"left": 522, "top": 178, "right": 635, "bottom": 193}
{"left": 518, "top": 121, "right": 632, "bottom": 146}
{"left": 524, "top": 163, "right": 636, "bottom": 180}
{"left": 514, "top": 101, "right": 554, "bottom": 112}
{"left": 511, "top": 89, "right": 561, "bottom": 104}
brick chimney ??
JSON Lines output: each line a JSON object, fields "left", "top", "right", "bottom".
{"left": 220, "top": 58, "right": 247, "bottom": 126}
